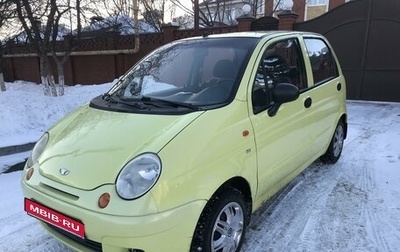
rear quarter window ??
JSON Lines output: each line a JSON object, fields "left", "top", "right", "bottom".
{"left": 304, "top": 38, "right": 338, "bottom": 85}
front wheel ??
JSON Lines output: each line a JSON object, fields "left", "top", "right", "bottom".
{"left": 190, "top": 187, "right": 249, "bottom": 252}
{"left": 320, "top": 121, "right": 345, "bottom": 164}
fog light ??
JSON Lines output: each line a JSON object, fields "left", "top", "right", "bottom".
{"left": 98, "top": 193, "right": 110, "bottom": 209}
{"left": 26, "top": 168, "right": 34, "bottom": 181}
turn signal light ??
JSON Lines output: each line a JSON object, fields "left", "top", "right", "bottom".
{"left": 26, "top": 168, "right": 34, "bottom": 181}
{"left": 98, "top": 193, "right": 111, "bottom": 209}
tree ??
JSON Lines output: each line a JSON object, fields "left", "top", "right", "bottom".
{"left": 92, "top": 0, "right": 141, "bottom": 52}
{"left": 50, "top": 0, "right": 74, "bottom": 96}
{"left": 265, "top": 0, "right": 284, "bottom": 16}
{"left": 141, "top": 0, "right": 167, "bottom": 32}
{"left": 98, "top": 0, "right": 166, "bottom": 32}
{"left": 14, "top": 0, "right": 59, "bottom": 96}
{"left": 197, "top": 0, "right": 236, "bottom": 27}
{"left": 14, "top": 0, "right": 76, "bottom": 96}
{"left": 142, "top": 8, "right": 163, "bottom": 31}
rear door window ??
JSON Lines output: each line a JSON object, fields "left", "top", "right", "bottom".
{"left": 304, "top": 38, "right": 338, "bottom": 85}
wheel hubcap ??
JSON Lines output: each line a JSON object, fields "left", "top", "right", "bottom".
{"left": 333, "top": 125, "right": 344, "bottom": 157}
{"left": 212, "top": 202, "right": 244, "bottom": 252}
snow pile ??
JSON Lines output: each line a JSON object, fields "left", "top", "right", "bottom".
{"left": 0, "top": 81, "right": 114, "bottom": 147}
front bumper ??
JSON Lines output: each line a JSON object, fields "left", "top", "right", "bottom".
{"left": 21, "top": 168, "right": 206, "bottom": 252}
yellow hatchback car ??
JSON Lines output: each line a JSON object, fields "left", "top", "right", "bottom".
{"left": 22, "top": 31, "right": 347, "bottom": 252}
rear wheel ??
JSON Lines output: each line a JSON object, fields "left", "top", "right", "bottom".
{"left": 320, "top": 121, "right": 345, "bottom": 164}
{"left": 190, "top": 187, "right": 248, "bottom": 252}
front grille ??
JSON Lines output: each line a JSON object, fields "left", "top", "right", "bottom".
{"left": 47, "top": 224, "right": 102, "bottom": 251}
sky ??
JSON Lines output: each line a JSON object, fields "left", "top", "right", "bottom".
{"left": 0, "top": 81, "right": 400, "bottom": 251}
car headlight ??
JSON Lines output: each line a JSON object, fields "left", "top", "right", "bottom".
{"left": 116, "top": 153, "right": 162, "bottom": 200}
{"left": 26, "top": 133, "right": 49, "bottom": 168}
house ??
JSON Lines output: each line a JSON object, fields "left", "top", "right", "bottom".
{"left": 197, "top": 0, "right": 253, "bottom": 26}
{"left": 269, "top": 0, "right": 354, "bottom": 22}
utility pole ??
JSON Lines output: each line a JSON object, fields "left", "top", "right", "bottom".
{"left": 76, "top": 0, "right": 81, "bottom": 39}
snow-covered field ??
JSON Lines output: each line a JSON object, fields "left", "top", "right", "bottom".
{"left": 0, "top": 81, "right": 399, "bottom": 251}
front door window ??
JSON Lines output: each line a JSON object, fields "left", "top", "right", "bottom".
{"left": 252, "top": 38, "right": 307, "bottom": 114}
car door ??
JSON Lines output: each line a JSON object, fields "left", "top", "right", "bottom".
{"left": 249, "top": 36, "right": 317, "bottom": 200}
{"left": 300, "top": 36, "right": 344, "bottom": 155}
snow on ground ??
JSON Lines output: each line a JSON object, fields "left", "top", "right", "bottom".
{"left": 0, "top": 81, "right": 400, "bottom": 251}
{"left": 0, "top": 81, "right": 114, "bottom": 148}
{"left": 243, "top": 101, "right": 400, "bottom": 251}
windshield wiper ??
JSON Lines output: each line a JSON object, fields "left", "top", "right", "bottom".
{"left": 102, "top": 93, "right": 144, "bottom": 109}
{"left": 140, "top": 96, "right": 199, "bottom": 110}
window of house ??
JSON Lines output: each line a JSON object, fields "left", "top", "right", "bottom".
{"left": 252, "top": 38, "right": 307, "bottom": 114}
{"left": 256, "top": 0, "right": 264, "bottom": 15}
{"left": 304, "top": 38, "right": 338, "bottom": 85}
{"left": 308, "top": 0, "right": 328, "bottom": 6}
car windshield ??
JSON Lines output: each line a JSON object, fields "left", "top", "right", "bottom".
{"left": 104, "top": 37, "right": 257, "bottom": 112}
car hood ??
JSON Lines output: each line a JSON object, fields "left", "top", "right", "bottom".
{"left": 38, "top": 105, "right": 204, "bottom": 190}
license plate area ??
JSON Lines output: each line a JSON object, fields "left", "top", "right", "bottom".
{"left": 24, "top": 198, "right": 85, "bottom": 239}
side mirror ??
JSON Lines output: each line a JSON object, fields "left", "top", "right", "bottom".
{"left": 268, "top": 83, "right": 300, "bottom": 117}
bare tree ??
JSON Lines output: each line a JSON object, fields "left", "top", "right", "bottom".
{"left": 198, "top": 0, "right": 236, "bottom": 27}
{"left": 266, "top": 0, "right": 284, "bottom": 16}
{"left": 105, "top": 0, "right": 141, "bottom": 52}
{"left": 83, "top": 0, "right": 141, "bottom": 54}
{"left": 141, "top": 0, "right": 166, "bottom": 32}
{"left": 102, "top": 0, "right": 166, "bottom": 32}
{"left": 11, "top": 0, "right": 104, "bottom": 96}
{"left": 50, "top": 0, "right": 74, "bottom": 96}
{"left": 14, "top": 0, "right": 59, "bottom": 96}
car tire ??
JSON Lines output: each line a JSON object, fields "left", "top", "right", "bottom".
{"left": 190, "top": 187, "right": 248, "bottom": 252}
{"left": 320, "top": 120, "right": 345, "bottom": 164}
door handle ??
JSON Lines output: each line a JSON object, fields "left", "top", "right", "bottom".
{"left": 304, "top": 97, "right": 312, "bottom": 108}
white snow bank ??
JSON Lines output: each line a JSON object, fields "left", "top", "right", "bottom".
{"left": 0, "top": 81, "right": 114, "bottom": 147}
